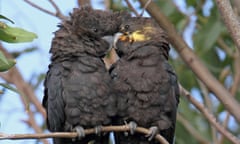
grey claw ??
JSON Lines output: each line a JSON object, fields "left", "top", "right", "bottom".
{"left": 128, "top": 121, "right": 137, "bottom": 135}
{"left": 145, "top": 126, "right": 158, "bottom": 141}
{"left": 95, "top": 125, "right": 102, "bottom": 136}
{"left": 73, "top": 126, "right": 85, "bottom": 140}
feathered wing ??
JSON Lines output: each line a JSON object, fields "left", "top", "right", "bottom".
{"left": 43, "top": 63, "right": 65, "bottom": 132}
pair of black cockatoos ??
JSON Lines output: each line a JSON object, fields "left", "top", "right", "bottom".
{"left": 43, "top": 6, "right": 179, "bottom": 144}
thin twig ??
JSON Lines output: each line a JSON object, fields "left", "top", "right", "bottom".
{"left": 179, "top": 83, "right": 240, "bottom": 144}
{"left": 104, "top": 0, "right": 111, "bottom": 10}
{"left": 198, "top": 80, "right": 217, "bottom": 143}
{"left": 24, "top": 0, "right": 67, "bottom": 20}
{"left": 138, "top": 0, "right": 240, "bottom": 123}
{"left": 219, "top": 49, "right": 240, "bottom": 144}
{"left": 0, "top": 125, "right": 169, "bottom": 144}
{"left": 0, "top": 45, "right": 48, "bottom": 144}
{"left": 177, "top": 113, "right": 210, "bottom": 144}
{"left": 217, "top": 38, "right": 234, "bottom": 57}
{"left": 124, "top": 0, "right": 139, "bottom": 16}
{"left": 140, "top": 0, "right": 152, "bottom": 16}
{"left": 77, "top": 0, "right": 91, "bottom": 7}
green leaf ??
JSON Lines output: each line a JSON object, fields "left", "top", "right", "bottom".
{"left": 0, "top": 24, "right": 37, "bottom": 43}
{"left": 0, "top": 14, "right": 14, "bottom": 24}
{"left": 0, "top": 51, "right": 16, "bottom": 72}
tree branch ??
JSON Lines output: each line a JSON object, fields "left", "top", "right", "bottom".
{"left": 215, "top": 0, "right": 240, "bottom": 52}
{"left": 77, "top": 0, "right": 91, "bottom": 7}
{"left": 24, "top": 0, "right": 68, "bottom": 20}
{"left": 0, "top": 46, "right": 46, "bottom": 118}
{"left": 177, "top": 113, "right": 210, "bottom": 144}
{"left": 198, "top": 80, "right": 218, "bottom": 143}
{"left": 0, "top": 45, "right": 48, "bottom": 144}
{"left": 219, "top": 49, "right": 240, "bottom": 144}
{"left": 179, "top": 84, "right": 240, "bottom": 144}
{"left": 138, "top": 0, "right": 240, "bottom": 123}
{"left": 124, "top": 0, "right": 139, "bottom": 16}
{"left": 0, "top": 125, "right": 169, "bottom": 144}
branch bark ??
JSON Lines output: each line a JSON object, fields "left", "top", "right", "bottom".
{"left": 138, "top": 0, "right": 240, "bottom": 123}
{"left": 177, "top": 114, "right": 210, "bottom": 144}
{"left": 0, "top": 125, "right": 169, "bottom": 144}
{"left": 24, "top": 0, "right": 68, "bottom": 20}
{"left": 179, "top": 84, "right": 240, "bottom": 144}
{"left": 0, "top": 46, "right": 48, "bottom": 144}
{"left": 77, "top": 0, "right": 91, "bottom": 7}
{"left": 215, "top": 0, "right": 240, "bottom": 52}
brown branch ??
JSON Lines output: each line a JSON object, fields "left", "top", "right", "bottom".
{"left": 219, "top": 49, "right": 240, "bottom": 144}
{"left": 215, "top": 0, "right": 240, "bottom": 52}
{"left": 24, "top": 0, "right": 67, "bottom": 20}
{"left": 0, "top": 125, "right": 169, "bottom": 144}
{"left": 0, "top": 45, "right": 48, "bottom": 144}
{"left": 124, "top": 0, "right": 140, "bottom": 16}
{"left": 179, "top": 84, "right": 240, "bottom": 144}
{"left": 217, "top": 38, "right": 234, "bottom": 57}
{"left": 177, "top": 113, "right": 210, "bottom": 144}
{"left": 0, "top": 46, "right": 46, "bottom": 118}
{"left": 232, "top": 0, "right": 240, "bottom": 15}
{"left": 104, "top": 0, "right": 110, "bottom": 10}
{"left": 138, "top": 0, "right": 240, "bottom": 123}
{"left": 77, "top": 0, "right": 91, "bottom": 7}
{"left": 198, "top": 80, "right": 218, "bottom": 143}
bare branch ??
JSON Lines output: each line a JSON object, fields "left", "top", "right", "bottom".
{"left": 217, "top": 38, "right": 234, "bottom": 57}
{"left": 0, "top": 125, "right": 169, "bottom": 144}
{"left": 138, "top": 0, "right": 240, "bottom": 123}
{"left": 140, "top": 0, "right": 152, "bottom": 16}
{"left": 219, "top": 49, "right": 240, "bottom": 144}
{"left": 104, "top": 0, "right": 110, "bottom": 10}
{"left": 124, "top": 0, "right": 139, "bottom": 16}
{"left": 0, "top": 45, "right": 48, "bottom": 144}
{"left": 232, "top": 0, "right": 240, "bottom": 15}
{"left": 179, "top": 84, "right": 240, "bottom": 144}
{"left": 198, "top": 80, "right": 218, "bottom": 143}
{"left": 215, "top": 0, "right": 240, "bottom": 52}
{"left": 177, "top": 114, "right": 210, "bottom": 144}
{"left": 0, "top": 45, "right": 46, "bottom": 118}
{"left": 24, "top": 0, "right": 68, "bottom": 20}
{"left": 77, "top": 0, "right": 91, "bottom": 7}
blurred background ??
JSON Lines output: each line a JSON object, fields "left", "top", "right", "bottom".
{"left": 0, "top": 0, "right": 239, "bottom": 144}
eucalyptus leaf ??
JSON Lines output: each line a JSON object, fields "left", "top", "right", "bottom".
{"left": 0, "top": 51, "right": 16, "bottom": 71}
{"left": 0, "top": 24, "right": 37, "bottom": 43}
{"left": 0, "top": 51, "right": 9, "bottom": 64}
{"left": 0, "top": 58, "right": 16, "bottom": 72}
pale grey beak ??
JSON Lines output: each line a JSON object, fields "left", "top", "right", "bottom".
{"left": 102, "top": 35, "right": 114, "bottom": 53}
{"left": 113, "top": 32, "right": 123, "bottom": 50}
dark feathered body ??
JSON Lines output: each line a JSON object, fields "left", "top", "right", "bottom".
{"left": 43, "top": 7, "right": 129, "bottom": 144}
{"left": 111, "top": 17, "right": 179, "bottom": 144}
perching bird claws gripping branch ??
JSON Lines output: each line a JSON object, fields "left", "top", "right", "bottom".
{"left": 0, "top": 125, "right": 169, "bottom": 144}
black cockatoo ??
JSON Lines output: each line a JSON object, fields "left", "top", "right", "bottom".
{"left": 42, "top": 7, "right": 129, "bottom": 144}
{"left": 110, "top": 17, "right": 180, "bottom": 144}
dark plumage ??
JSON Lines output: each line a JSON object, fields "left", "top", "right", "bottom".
{"left": 42, "top": 7, "right": 129, "bottom": 144}
{"left": 110, "top": 17, "right": 179, "bottom": 144}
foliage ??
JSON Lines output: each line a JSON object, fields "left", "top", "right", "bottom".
{"left": 0, "top": 14, "right": 37, "bottom": 72}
